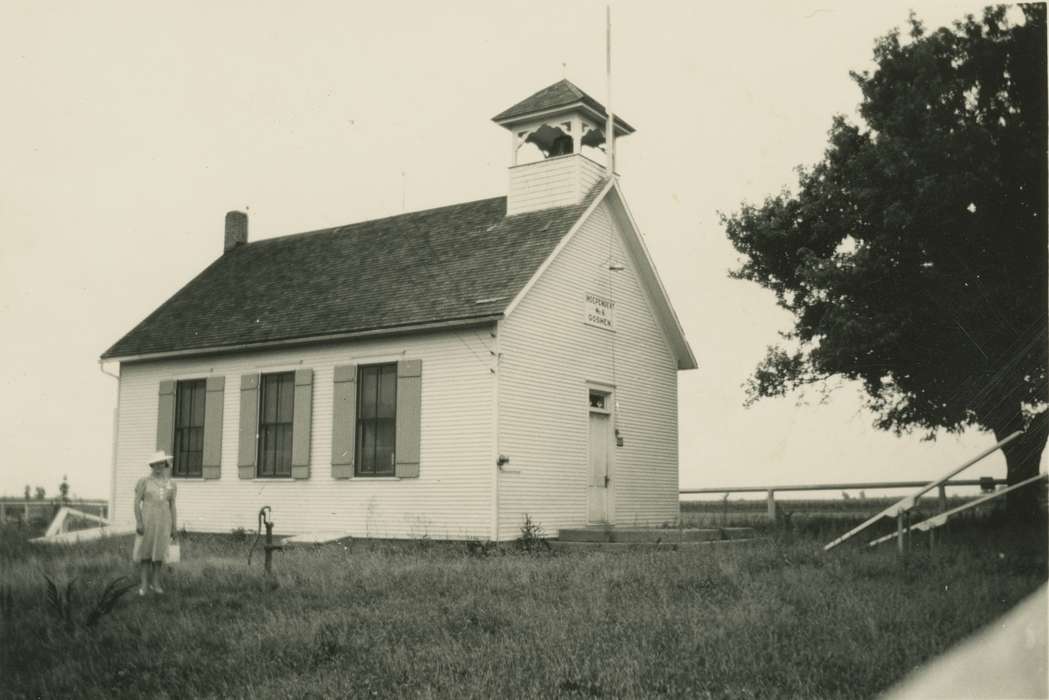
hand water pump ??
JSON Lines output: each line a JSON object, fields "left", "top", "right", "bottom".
{"left": 247, "top": 505, "right": 282, "bottom": 575}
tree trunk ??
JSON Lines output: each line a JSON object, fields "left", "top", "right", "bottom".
{"left": 993, "top": 410, "right": 1048, "bottom": 520}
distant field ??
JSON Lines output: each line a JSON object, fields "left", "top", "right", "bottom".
{"left": 0, "top": 513, "right": 1045, "bottom": 698}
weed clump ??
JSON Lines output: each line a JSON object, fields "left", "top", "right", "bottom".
{"left": 464, "top": 539, "right": 496, "bottom": 558}
{"left": 515, "top": 514, "right": 550, "bottom": 554}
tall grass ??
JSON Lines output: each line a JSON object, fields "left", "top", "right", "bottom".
{"left": 1, "top": 517, "right": 1045, "bottom": 699}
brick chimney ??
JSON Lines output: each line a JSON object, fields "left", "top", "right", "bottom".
{"left": 224, "top": 211, "right": 248, "bottom": 252}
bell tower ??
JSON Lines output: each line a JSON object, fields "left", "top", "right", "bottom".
{"left": 492, "top": 79, "right": 634, "bottom": 216}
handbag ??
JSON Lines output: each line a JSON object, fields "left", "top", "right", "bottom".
{"left": 167, "top": 539, "right": 181, "bottom": 564}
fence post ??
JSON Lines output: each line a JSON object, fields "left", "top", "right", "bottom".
{"left": 767, "top": 490, "right": 777, "bottom": 525}
{"left": 896, "top": 511, "right": 907, "bottom": 555}
{"left": 0, "top": 503, "right": 5, "bottom": 523}
{"left": 938, "top": 484, "right": 947, "bottom": 512}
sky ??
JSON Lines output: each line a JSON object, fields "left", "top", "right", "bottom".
{"left": 1, "top": 0, "right": 1042, "bottom": 501}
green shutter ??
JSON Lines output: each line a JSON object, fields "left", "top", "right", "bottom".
{"left": 238, "top": 374, "right": 259, "bottom": 479}
{"left": 201, "top": 376, "right": 225, "bottom": 480}
{"left": 395, "top": 359, "right": 422, "bottom": 478}
{"left": 291, "top": 368, "right": 313, "bottom": 479}
{"left": 331, "top": 364, "right": 357, "bottom": 479}
{"left": 156, "top": 380, "right": 176, "bottom": 455}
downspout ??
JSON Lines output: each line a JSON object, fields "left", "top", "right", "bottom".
{"left": 491, "top": 322, "right": 501, "bottom": 542}
{"left": 99, "top": 360, "right": 120, "bottom": 523}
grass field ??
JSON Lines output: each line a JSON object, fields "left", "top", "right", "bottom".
{"left": 1, "top": 514, "right": 1045, "bottom": 699}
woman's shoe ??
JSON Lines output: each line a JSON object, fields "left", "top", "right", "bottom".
{"left": 138, "top": 587, "right": 147, "bottom": 596}
{"left": 150, "top": 585, "right": 164, "bottom": 595}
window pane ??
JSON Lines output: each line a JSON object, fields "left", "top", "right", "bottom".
{"left": 177, "top": 386, "right": 192, "bottom": 428}
{"left": 259, "top": 426, "right": 273, "bottom": 476}
{"left": 359, "top": 366, "right": 378, "bottom": 419}
{"left": 376, "top": 418, "right": 394, "bottom": 454}
{"left": 277, "top": 374, "right": 294, "bottom": 422}
{"left": 190, "top": 383, "right": 206, "bottom": 427}
{"left": 189, "top": 426, "right": 203, "bottom": 454}
{"left": 375, "top": 418, "right": 395, "bottom": 473}
{"left": 275, "top": 424, "right": 292, "bottom": 476}
{"left": 358, "top": 420, "right": 376, "bottom": 471}
{"left": 378, "top": 366, "right": 397, "bottom": 418}
{"left": 261, "top": 376, "right": 278, "bottom": 423}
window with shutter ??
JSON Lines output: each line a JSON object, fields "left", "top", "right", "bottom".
{"left": 156, "top": 380, "right": 176, "bottom": 456}
{"left": 355, "top": 364, "right": 397, "bottom": 476}
{"left": 290, "top": 369, "right": 313, "bottom": 480}
{"left": 257, "top": 372, "right": 295, "bottom": 477}
{"left": 201, "top": 376, "right": 225, "bottom": 479}
{"left": 172, "top": 379, "right": 206, "bottom": 477}
{"left": 238, "top": 374, "right": 259, "bottom": 479}
{"left": 394, "top": 359, "right": 422, "bottom": 478}
{"left": 331, "top": 364, "right": 357, "bottom": 479}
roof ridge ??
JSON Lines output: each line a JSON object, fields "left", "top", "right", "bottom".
{"left": 559, "top": 78, "right": 586, "bottom": 98}
{"left": 246, "top": 194, "right": 508, "bottom": 246}
{"left": 101, "top": 190, "right": 594, "bottom": 360}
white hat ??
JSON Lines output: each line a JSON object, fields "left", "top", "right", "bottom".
{"left": 148, "top": 450, "right": 174, "bottom": 466}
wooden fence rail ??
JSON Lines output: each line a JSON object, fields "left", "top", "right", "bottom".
{"left": 680, "top": 478, "right": 1006, "bottom": 524}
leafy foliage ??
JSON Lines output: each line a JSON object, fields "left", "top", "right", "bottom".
{"left": 44, "top": 574, "right": 77, "bottom": 633}
{"left": 43, "top": 573, "right": 137, "bottom": 632}
{"left": 0, "top": 583, "right": 13, "bottom": 631}
{"left": 84, "top": 576, "right": 139, "bottom": 628}
{"left": 723, "top": 6, "right": 1048, "bottom": 493}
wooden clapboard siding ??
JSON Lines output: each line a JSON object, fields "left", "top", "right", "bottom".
{"left": 497, "top": 200, "right": 680, "bottom": 540}
{"left": 577, "top": 156, "right": 606, "bottom": 198}
{"left": 507, "top": 154, "right": 606, "bottom": 215}
{"left": 111, "top": 330, "right": 495, "bottom": 539}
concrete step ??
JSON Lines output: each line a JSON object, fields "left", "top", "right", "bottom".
{"left": 549, "top": 538, "right": 765, "bottom": 553}
{"left": 557, "top": 526, "right": 757, "bottom": 543}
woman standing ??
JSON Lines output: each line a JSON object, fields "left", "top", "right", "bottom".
{"left": 133, "top": 450, "right": 178, "bottom": 595}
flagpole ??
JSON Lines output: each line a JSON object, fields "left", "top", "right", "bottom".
{"left": 606, "top": 4, "right": 615, "bottom": 177}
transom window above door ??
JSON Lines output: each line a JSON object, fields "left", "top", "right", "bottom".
{"left": 589, "top": 390, "right": 609, "bottom": 410}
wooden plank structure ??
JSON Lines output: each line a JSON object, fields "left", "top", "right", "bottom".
{"left": 30, "top": 506, "right": 134, "bottom": 545}
{"left": 823, "top": 430, "right": 1024, "bottom": 553}
{"left": 0, "top": 499, "right": 110, "bottom": 528}
{"left": 867, "top": 473, "right": 1049, "bottom": 548}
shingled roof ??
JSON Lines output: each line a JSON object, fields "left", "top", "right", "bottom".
{"left": 102, "top": 184, "right": 606, "bottom": 360}
{"left": 491, "top": 79, "right": 635, "bottom": 134}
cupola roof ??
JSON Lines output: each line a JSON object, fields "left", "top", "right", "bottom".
{"left": 492, "top": 79, "right": 635, "bottom": 136}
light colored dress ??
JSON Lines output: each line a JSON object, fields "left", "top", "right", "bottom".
{"left": 133, "top": 475, "right": 177, "bottom": 562}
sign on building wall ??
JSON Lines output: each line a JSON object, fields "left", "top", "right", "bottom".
{"left": 584, "top": 292, "right": 615, "bottom": 331}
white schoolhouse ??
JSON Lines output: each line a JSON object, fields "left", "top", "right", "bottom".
{"left": 102, "top": 80, "right": 697, "bottom": 540}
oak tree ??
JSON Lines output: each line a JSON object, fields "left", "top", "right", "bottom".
{"left": 723, "top": 6, "right": 1047, "bottom": 513}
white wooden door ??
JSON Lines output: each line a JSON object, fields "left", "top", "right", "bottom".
{"left": 588, "top": 411, "right": 610, "bottom": 523}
